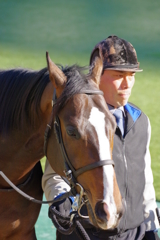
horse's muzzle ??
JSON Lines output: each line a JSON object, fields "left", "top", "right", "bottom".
{"left": 95, "top": 200, "right": 123, "bottom": 230}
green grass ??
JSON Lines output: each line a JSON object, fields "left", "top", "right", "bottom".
{"left": 0, "top": 0, "right": 160, "bottom": 200}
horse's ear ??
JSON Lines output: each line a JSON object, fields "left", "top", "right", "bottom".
{"left": 90, "top": 48, "right": 103, "bottom": 87}
{"left": 46, "top": 51, "right": 67, "bottom": 97}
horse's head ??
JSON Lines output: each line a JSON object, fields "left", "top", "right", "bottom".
{"left": 45, "top": 52, "right": 124, "bottom": 230}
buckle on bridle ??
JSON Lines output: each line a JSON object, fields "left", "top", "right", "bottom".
{"left": 64, "top": 169, "right": 72, "bottom": 181}
{"left": 70, "top": 183, "right": 89, "bottom": 222}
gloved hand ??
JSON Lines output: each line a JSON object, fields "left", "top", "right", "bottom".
{"left": 50, "top": 192, "right": 74, "bottom": 217}
{"left": 48, "top": 193, "right": 75, "bottom": 228}
{"left": 55, "top": 197, "right": 73, "bottom": 217}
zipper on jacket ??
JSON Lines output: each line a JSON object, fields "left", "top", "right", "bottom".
{"left": 121, "top": 137, "right": 128, "bottom": 233}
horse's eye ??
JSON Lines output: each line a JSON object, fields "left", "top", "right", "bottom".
{"left": 66, "top": 127, "right": 80, "bottom": 139}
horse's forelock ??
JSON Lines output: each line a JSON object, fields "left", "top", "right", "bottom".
{"left": 53, "top": 64, "right": 94, "bottom": 116}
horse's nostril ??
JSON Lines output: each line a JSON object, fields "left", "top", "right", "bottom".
{"left": 95, "top": 201, "right": 110, "bottom": 221}
{"left": 103, "top": 202, "right": 110, "bottom": 218}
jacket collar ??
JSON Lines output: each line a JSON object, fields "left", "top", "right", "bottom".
{"left": 107, "top": 103, "right": 141, "bottom": 137}
{"left": 124, "top": 103, "right": 141, "bottom": 135}
{"left": 124, "top": 103, "right": 141, "bottom": 122}
{"left": 107, "top": 103, "right": 141, "bottom": 122}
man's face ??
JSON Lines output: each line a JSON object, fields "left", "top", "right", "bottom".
{"left": 99, "top": 70, "right": 135, "bottom": 108}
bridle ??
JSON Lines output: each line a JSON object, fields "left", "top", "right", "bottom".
{"left": 0, "top": 88, "right": 114, "bottom": 206}
{"left": 0, "top": 87, "right": 115, "bottom": 240}
{"left": 44, "top": 88, "right": 114, "bottom": 191}
{"left": 45, "top": 88, "right": 115, "bottom": 233}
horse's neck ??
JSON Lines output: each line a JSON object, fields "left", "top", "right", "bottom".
{"left": 0, "top": 82, "right": 54, "bottom": 186}
{"left": 0, "top": 130, "right": 44, "bottom": 185}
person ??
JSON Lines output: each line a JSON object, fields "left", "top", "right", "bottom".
{"left": 42, "top": 35, "right": 160, "bottom": 240}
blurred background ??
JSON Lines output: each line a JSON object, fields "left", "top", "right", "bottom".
{"left": 0, "top": 0, "right": 160, "bottom": 239}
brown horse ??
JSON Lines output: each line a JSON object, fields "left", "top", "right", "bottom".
{"left": 0, "top": 67, "right": 52, "bottom": 239}
{"left": 0, "top": 51, "right": 123, "bottom": 240}
{"left": 45, "top": 53, "right": 124, "bottom": 231}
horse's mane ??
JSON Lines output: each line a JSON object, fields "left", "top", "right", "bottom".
{"left": 0, "top": 64, "right": 93, "bottom": 135}
{"left": 0, "top": 67, "right": 49, "bottom": 134}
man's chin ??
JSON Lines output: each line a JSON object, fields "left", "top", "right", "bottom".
{"left": 117, "top": 100, "right": 128, "bottom": 107}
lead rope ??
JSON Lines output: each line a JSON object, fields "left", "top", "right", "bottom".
{"left": 0, "top": 170, "right": 91, "bottom": 240}
{"left": 49, "top": 200, "right": 90, "bottom": 240}
{"left": 48, "top": 183, "right": 90, "bottom": 240}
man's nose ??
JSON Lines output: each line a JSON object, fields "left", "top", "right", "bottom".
{"left": 121, "top": 76, "right": 131, "bottom": 89}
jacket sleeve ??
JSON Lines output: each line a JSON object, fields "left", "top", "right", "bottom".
{"left": 143, "top": 116, "right": 159, "bottom": 230}
{"left": 42, "top": 158, "right": 71, "bottom": 205}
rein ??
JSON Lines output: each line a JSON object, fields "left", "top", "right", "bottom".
{"left": 0, "top": 170, "right": 72, "bottom": 204}
{"left": 0, "top": 169, "right": 33, "bottom": 192}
